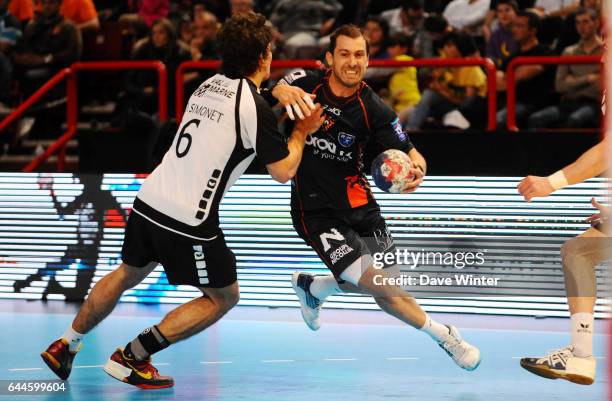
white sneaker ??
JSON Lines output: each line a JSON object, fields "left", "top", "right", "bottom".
{"left": 291, "top": 272, "right": 322, "bottom": 331}
{"left": 438, "top": 325, "right": 481, "bottom": 371}
{"left": 520, "top": 347, "right": 596, "bottom": 385}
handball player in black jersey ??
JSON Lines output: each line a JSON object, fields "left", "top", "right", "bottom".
{"left": 267, "top": 24, "right": 481, "bottom": 371}
{"left": 39, "top": 13, "right": 324, "bottom": 389}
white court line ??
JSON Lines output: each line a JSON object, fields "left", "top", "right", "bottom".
{"left": 73, "top": 365, "right": 103, "bottom": 369}
{"left": 155, "top": 363, "right": 171, "bottom": 366}
{"left": 385, "top": 357, "right": 419, "bottom": 360}
{"left": 8, "top": 368, "right": 43, "bottom": 371}
{"left": 200, "top": 361, "right": 233, "bottom": 364}
{"left": 323, "top": 358, "right": 357, "bottom": 361}
{"left": 262, "top": 359, "right": 295, "bottom": 363}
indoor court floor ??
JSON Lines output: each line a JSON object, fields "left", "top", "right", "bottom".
{"left": 0, "top": 302, "right": 607, "bottom": 401}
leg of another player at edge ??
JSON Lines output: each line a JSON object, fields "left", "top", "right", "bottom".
{"left": 562, "top": 227, "right": 608, "bottom": 358}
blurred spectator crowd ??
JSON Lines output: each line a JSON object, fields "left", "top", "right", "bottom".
{"left": 0, "top": 0, "right": 605, "bottom": 135}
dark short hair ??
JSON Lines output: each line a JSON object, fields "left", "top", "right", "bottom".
{"left": 496, "top": 0, "right": 519, "bottom": 12}
{"left": 387, "top": 33, "right": 412, "bottom": 50}
{"left": 217, "top": 13, "right": 272, "bottom": 79}
{"left": 442, "top": 32, "right": 478, "bottom": 56}
{"left": 575, "top": 7, "right": 599, "bottom": 21}
{"left": 516, "top": 10, "right": 540, "bottom": 31}
{"left": 423, "top": 15, "right": 448, "bottom": 33}
{"left": 401, "top": 0, "right": 423, "bottom": 11}
{"left": 329, "top": 24, "right": 370, "bottom": 55}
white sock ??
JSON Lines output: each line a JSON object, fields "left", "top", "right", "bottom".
{"left": 62, "top": 325, "right": 85, "bottom": 353}
{"left": 309, "top": 275, "right": 341, "bottom": 300}
{"left": 419, "top": 314, "right": 451, "bottom": 342}
{"left": 570, "top": 312, "right": 594, "bottom": 357}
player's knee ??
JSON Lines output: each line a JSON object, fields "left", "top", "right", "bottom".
{"left": 560, "top": 237, "right": 589, "bottom": 273}
{"left": 207, "top": 283, "right": 240, "bottom": 313}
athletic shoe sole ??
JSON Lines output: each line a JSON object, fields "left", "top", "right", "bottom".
{"left": 520, "top": 360, "right": 594, "bottom": 385}
{"left": 103, "top": 359, "right": 173, "bottom": 389}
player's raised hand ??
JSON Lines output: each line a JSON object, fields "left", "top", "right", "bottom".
{"left": 585, "top": 197, "right": 609, "bottom": 227}
{"left": 517, "top": 175, "right": 554, "bottom": 202}
{"left": 294, "top": 104, "right": 324, "bottom": 136}
{"left": 400, "top": 167, "right": 424, "bottom": 193}
{"left": 271, "top": 84, "right": 316, "bottom": 120}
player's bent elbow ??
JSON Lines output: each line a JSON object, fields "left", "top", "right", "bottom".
{"left": 266, "top": 162, "right": 296, "bottom": 184}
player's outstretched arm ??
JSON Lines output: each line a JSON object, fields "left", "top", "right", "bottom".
{"left": 266, "top": 105, "right": 325, "bottom": 183}
{"left": 271, "top": 83, "right": 317, "bottom": 120}
{"left": 518, "top": 139, "right": 607, "bottom": 202}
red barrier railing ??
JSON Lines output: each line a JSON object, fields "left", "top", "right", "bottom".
{"left": 175, "top": 60, "right": 324, "bottom": 121}
{"left": 19, "top": 61, "right": 168, "bottom": 172}
{"left": 506, "top": 55, "right": 602, "bottom": 131}
{"left": 175, "top": 58, "right": 498, "bottom": 131}
{"left": 0, "top": 68, "right": 72, "bottom": 133}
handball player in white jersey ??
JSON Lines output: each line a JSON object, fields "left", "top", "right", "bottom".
{"left": 39, "top": 13, "right": 324, "bottom": 389}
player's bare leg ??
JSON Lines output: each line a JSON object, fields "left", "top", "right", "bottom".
{"left": 41, "top": 262, "right": 157, "bottom": 380}
{"left": 520, "top": 227, "right": 609, "bottom": 385}
{"left": 103, "top": 282, "right": 240, "bottom": 389}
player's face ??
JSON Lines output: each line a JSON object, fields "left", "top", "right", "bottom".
{"left": 496, "top": 4, "right": 516, "bottom": 27}
{"left": 326, "top": 35, "right": 369, "bottom": 89}
{"left": 575, "top": 14, "right": 597, "bottom": 39}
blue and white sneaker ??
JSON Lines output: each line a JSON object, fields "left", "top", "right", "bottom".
{"left": 438, "top": 325, "right": 481, "bottom": 371}
{"left": 292, "top": 272, "right": 322, "bottom": 331}
{"left": 520, "top": 347, "right": 595, "bottom": 385}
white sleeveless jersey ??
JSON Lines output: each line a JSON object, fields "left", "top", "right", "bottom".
{"left": 133, "top": 74, "right": 289, "bottom": 240}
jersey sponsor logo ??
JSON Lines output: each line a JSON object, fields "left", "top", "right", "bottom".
{"left": 193, "top": 245, "right": 209, "bottom": 285}
{"left": 192, "top": 78, "right": 236, "bottom": 99}
{"left": 195, "top": 169, "right": 222, "bottom": 221}
{"left": 306, "top": 136, "right": 353, "bottom": 160}
{"left": 319, "top": 228, "right": 345, "bottom": 252}
{"left": 391, "top": 117, "right": 407, "bottom": 142}
{"left": 280, "top": 69, "right": 307, "bottom": 85}
{"left": 338, "top": 132, "right": 355, "bottom": 147}
{"left": 330, "top": 244, "right": 354, "bottom": 265}
{"left": 323, "top": 104, "right": 341, "bottom": 116}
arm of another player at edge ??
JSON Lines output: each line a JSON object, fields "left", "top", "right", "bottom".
{"left": 517, "top": 139, "right": 607, "bottom": 201}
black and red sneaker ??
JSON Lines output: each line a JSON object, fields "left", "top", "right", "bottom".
{"left": 41, "top": 338, "right": 78, "bottom": 380}
{"left": 103, "top": 348, "right": 174, "bottom": 389}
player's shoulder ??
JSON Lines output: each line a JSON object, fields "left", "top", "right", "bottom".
{"left": 359, "top": 83, "right": 396, "bottom": 120}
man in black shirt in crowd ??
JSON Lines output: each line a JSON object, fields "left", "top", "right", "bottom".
{"left": 495, "top": 10, "right": 554, "bottom": 128}
{"left": 267, "top": 24, "right": 482, "bottom": 371}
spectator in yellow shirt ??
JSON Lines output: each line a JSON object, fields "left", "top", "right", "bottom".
{"left": 386, "top": 33, "right": 421, "bottom": 127}
{"left": 406, "top": 32, "right": 487, "bottom": 129}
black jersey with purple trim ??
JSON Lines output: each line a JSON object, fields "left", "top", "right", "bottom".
{"left": 278, "top": 69, "right": 414, "bottom": 211}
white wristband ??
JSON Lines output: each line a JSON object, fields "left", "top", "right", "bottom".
{"left": 547, "top": 170, "right": 568, "bottom": 190}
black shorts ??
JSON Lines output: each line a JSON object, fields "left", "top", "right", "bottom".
{"left": 291, "top": 203, "right": 396, "bottom": 279}
{"left": 121, "top": 211, "right": 237, "bottom": 288}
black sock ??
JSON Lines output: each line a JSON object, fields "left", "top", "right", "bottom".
{"left": 123, "top": 325, "right": 170, "bottom": 361}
